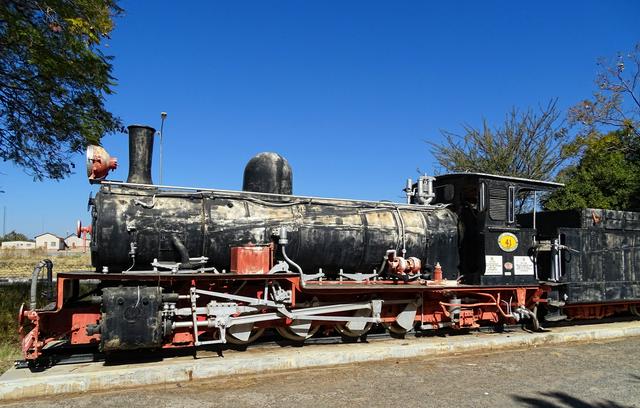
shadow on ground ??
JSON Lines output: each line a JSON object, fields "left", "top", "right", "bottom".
{"left": 511, "top": 391, "right": 632, "bottom": 408}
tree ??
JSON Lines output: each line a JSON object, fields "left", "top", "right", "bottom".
{"left": 0, "top": 0, "right": 123, "bottom": 180}
{"left": 0, "top": 230, "right": 30, "bottom": 242}
{"left": 569, "top": 42, "right": 640, "bottom": 156}
{"left": 429, "top": 100, "right": 571, "bottom": 181}
{"left": 547, "top": 43, "right": 640, "bottom": 211}
{"left": 543, "top": 131, "right": 640, "bottom": 211}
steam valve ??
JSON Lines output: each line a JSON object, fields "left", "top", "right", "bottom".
{"left": 386, "top": 249, "right": 422, "bottom": 278}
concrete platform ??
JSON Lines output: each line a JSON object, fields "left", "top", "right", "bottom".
{"left": 2, "top": 321, "right": 640, "bottom": 401}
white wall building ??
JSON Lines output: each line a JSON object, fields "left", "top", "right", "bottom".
{"left": 35, "top": 233, "right": 66, "bottom": 251}
{"left": 1, "top": 241, "right": 36, "bottom": 249}
{"left": 64, "top": 234, "right": 90, "bottom": 251}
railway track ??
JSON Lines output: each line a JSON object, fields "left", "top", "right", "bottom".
{"left": 18, "top": 315, "right": 639, "bottom": 370}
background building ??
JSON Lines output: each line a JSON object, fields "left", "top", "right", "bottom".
{"left": 64, "top": 234, "right": 90, "bottom": 252}
{"left": 35, "top": 233, "right": 65, "bottom": 251}
{"left": 1, "top": 241, "right": 36, "bottom": 249}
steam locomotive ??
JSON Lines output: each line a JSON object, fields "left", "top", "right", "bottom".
{"left": 18, "top": 124, "right": 640, "bottom": 364}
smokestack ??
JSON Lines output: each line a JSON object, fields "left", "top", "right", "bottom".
{"left": 127, "top": 125, "right": 155, "bottom": 185}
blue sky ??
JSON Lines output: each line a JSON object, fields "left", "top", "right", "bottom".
{"left": 1, "top": 1, "right": 639, "bottom": 239}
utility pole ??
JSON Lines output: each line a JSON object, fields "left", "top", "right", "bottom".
{"left": 2, "top": 206, "right": 5, "bottom": 237}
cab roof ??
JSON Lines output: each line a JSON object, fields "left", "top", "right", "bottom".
{"left": 435, "top": 172, "right": 564, "bottom": 190}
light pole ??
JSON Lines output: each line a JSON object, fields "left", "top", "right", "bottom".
{"left": 159, "top": 112, "right": 167, "bottom": 185}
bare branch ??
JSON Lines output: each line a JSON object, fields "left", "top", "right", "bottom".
{"left": 570, "top": 43, "right": 640, "bottom": 141}
{"left": 428, "top": 99, "right": 570, "bottom": 181}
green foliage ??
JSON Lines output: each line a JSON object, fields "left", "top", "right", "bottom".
{"left": 546, "top": 44, "right": 640, "bottom": 212}
{"left": 0, "top": 0, "right": 123, "bottom": 180}
{"left": 429, "top": 100, "right": 571, "bottom": 181}
{"left": 543, "top": 131, "right": 640, "bottom": 211}
{"left": 0, "top": 230, "right": 29, "bottom": 242}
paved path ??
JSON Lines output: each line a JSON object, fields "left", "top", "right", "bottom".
{"left": 3, "top": 335, "right": 639, "bottom": 407}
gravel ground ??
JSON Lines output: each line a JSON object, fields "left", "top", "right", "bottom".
{"left": 3, "top": 337, "right": 639, "bottom": 408}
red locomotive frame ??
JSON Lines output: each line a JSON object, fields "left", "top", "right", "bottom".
{"left": 19, "top": 269, "right": 547, "bottom": 362}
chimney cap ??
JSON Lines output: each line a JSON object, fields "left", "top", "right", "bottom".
{"left": 127, "top": 124, "right": 156, "bottom": 133}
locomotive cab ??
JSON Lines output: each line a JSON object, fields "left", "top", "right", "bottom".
{"left": 431, "top": 173, "right": 562, "bottom": 285}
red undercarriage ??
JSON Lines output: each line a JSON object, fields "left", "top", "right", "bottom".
{"left": 18, "top": 272, "right": 637, "bottom": 362}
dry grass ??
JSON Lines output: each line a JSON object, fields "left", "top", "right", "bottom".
{"left": 0, "top": 342, "right": 20, "bottom": 373}
{"left": 0, "top": 283, "right": 31, "bottom": 373}
{"left": 0, "top": 250, "right": 91, "bottom": 278}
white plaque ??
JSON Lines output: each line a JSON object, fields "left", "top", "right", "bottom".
{"left": 485, "top": 255, "right": 503, "bottom": 275}
{"left": 514, "top": 256, "right": 534, "bottom": 275}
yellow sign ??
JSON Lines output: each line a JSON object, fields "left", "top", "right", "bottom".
{"left": 498, "top": 232, "right": 518, "bottom": 252}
